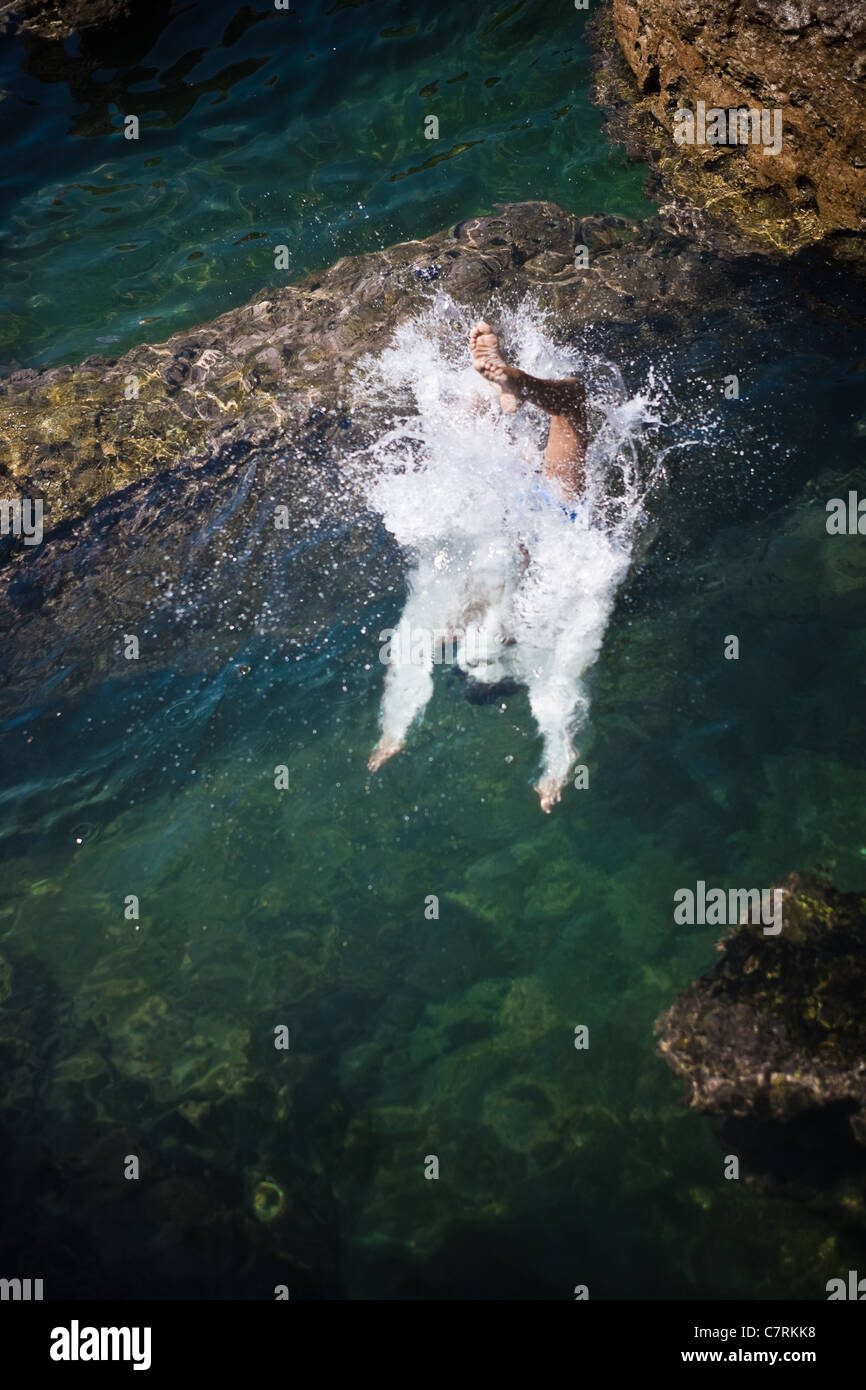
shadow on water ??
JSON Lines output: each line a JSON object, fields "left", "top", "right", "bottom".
{"left": 717, "top": 1105, "right": 865, "bottom": 1190}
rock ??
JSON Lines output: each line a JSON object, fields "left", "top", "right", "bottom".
{"left": 593, "top": 0, "right": 866, "bottom": 252}
{"left": 656, "top": 872, "right": 866, "bottom": 1166}
{"left": 253, "top": 346, "right": 282, "bottom": 377}
{"left": 0, "top": 203, "right": 653, "bottom": 542}
{"left": 6, "top": 195, "right": 835, "bottom": 551}
{"left": 2, "top": 198, "right": 865, "bottom": 719}
{"left": 0, "top": 0, "right": 138, "bottom": 40}
{"left": 251, "top": 1177, "right": 286, "bottom": 1224}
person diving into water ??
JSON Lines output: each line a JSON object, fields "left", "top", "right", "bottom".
{"left": 367, "top": 319, "right": 588, "bottom": 813}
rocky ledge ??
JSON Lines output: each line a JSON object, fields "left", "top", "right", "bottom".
{"left": 6, "top": 193, "right": 866, "bottom": 555}
{"left": 2, "top": 197, "right": 865, "bottom": 718}
{"left": 0, "top": 202, "right": 721, "bottom": 543}
{"left": 656, "top": 872, "right": 866, "bottom": 1174}
{"left": 595, "top": 0, "right": 866, "bottom": 253}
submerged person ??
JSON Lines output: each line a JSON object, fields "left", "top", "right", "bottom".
{"left": 367, "top": 320, "right": 588, "bottom": 813}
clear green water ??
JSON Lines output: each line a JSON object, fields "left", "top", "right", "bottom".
{"left": 2, "top": 1, "right": 866, "bottom": 1301}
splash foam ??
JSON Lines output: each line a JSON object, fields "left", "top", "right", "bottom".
{"left": 351, "top": 296, "right": 662, "bottom": 800}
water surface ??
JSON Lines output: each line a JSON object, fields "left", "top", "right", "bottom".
{"left": 1, "top": 0, "right": 865, "bottom": 1301}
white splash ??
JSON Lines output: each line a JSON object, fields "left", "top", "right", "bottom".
{"left": 350, "top": 295, "right": 662, "bottom": 807}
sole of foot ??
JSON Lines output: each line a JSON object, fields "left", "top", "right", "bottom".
{"left": 535, "top": 777, "right": 563, "bottom": 814}
{"left": 469, "top": 320, "right": 522, "bottom": 414}
{"left": 367, "top": 737, "right": 404, "bottom": 772}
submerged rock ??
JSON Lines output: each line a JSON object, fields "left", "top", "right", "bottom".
{"left": 594, "top": 0, "right": 866, "bottom": 253}
{"left": 2, "top": 0, "right": 254, "bottom": 142}
{"left": 656, "top": 872, "right": 866, "bottom": 1170}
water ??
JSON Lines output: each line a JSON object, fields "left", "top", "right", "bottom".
{"left": 0, "top": 0, "right": 649, "bottom": 370}
{"left": 353, "top": 299, "right": 662, "bottom": 798}
{"left": 2, "top": 0, "right": 866, "bottom": 1301}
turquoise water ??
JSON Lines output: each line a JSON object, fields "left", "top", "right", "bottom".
{"left": 0, "top": 0, "right": 649, "bottom": 369}
{"left": 2, "top": 1, "right": 866, "bottom": 1300}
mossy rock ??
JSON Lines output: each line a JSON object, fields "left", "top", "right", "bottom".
{"left": 656, "top": 871, "right": 866, "bottom": 1151}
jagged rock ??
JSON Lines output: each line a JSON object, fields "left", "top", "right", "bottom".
{"left": 656, "top": 873, "right": 866, "bottom": 1161}
{"left": 594, "top": 0, "right": 866, "bottom": 253}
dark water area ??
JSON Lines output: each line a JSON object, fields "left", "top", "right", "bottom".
{"left": 1, "top": 1, "right": 866, "bottom": 1302}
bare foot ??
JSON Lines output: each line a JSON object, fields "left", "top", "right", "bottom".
{"left": 535, "top": 776, "right": 564, "bottom": 814}
{"left": 469, "top": 320, "right": 524, "bottom": 414}
{"left": 367, "top": 735, "right": 404, "bottom": 772}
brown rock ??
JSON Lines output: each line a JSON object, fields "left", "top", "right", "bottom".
{"left": 599, "top": 0, "right": 866, "bottom": 251}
